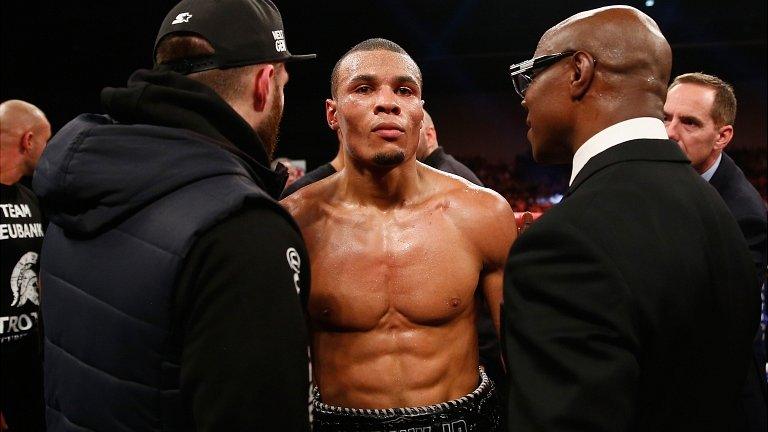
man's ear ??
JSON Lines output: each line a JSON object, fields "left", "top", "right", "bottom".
{"left": 325, "top": 99, "right": 339, "bottom": 130}
{"left": 20, "top": 131, "right": 34, "bottom": 154}
{"left": 570, "top": 51, "right": 596, "bottom": 100}
{"left": 714, "top": 124, "right": 734, "bottom": 150}
{"left": 426, "top": 125, "right": 437, "bottom": 146}
{"left": 253, "top": 65, "right": 275, "bottom": 112}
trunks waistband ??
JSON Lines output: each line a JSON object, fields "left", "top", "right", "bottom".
{"left": 311, "top": 366, "right": 501, "bottom": 431}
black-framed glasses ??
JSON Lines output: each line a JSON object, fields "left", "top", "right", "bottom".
{"left": 509, "top": 51, "right": 575, "bottom": 98}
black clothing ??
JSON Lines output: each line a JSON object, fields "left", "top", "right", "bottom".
{"left": 709, "top": 152, "right": 767, "bottom": 432}
{"left": 280, "top": 162, "right": 337, "bottom": 199}
{"left": 174, "top": 208, "right": 310, "bottom": 431}
{"left": 0, "top": 183, "right": 45, "bottom": 432}
{"left": 504, "top": 139, "right": 760, "bottom": 432}
{"left": 312, "top": 368, "right": 500, "bottom": 432}
{"left": 423, "top": 147, "right": 482, "bottom": 186}
{"left": 710, "top": 152, "right": 767, "bottom": 288}
{"left": 101, "top": 69, "right": 288, "bottom": 199}
{"left": 35, "top": 69, "right": 310, "bottom": 431}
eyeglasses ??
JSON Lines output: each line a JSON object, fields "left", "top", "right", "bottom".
{"left": 509, "top": 51, "right": 575, "bottom": 98}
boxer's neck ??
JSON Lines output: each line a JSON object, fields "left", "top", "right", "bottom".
{"left": 338, "top": 158, "right": 427, "bottom": 209}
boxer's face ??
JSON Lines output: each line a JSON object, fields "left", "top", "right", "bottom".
{"left": 327, "top": 50, "right": 424, "bottom": 168}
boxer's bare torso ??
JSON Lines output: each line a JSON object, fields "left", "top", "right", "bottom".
{"left": 283, "top": 165, "right": 515, "bottom": 409}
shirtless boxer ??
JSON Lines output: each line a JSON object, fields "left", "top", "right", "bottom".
{"left": 282, "top": 38, "right": 516, "bottom": 431}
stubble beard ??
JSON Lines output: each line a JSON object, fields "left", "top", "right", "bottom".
{"left": 372, "top": 150, "right": 406, "bottom": 167}
{"left": 257, "top": 94, "right": 283, "bottom": 160}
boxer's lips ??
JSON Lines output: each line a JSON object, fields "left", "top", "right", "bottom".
{"left": 372, "top": 123, "right": 405, "bottom": 139}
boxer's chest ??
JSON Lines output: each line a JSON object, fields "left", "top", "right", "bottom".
{"left": 305, "top": 206, "right": 481, "bottom": 329}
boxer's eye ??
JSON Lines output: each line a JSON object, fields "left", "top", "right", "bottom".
{"left": 396, "top": 87, "right": 414, "bottom": 96}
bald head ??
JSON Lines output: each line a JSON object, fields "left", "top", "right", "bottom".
{"left": 416, "top": 109, "right": 437, "bottom": 161}
{"left": 539, "top": 6, "right": 671, "bottom": 102}
{"left": 422, "top": 110, "right": 434, "bottom": 130}
{"left": 0, "top": 100, "right": 51, "bottom": 184}
{"left": 0, "top": 100, "right": 50, "bottom": 146}
{"left": 519, "top": 6, "right": 673, "bottom": 163}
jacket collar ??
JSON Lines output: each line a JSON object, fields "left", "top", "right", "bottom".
{"left": 566, "top": 138, "right": 690, "bottom": 197}
{"left": 101, "top": 69, "right": 287, "bottom": 198}
{"left": 707, "top": 151, "right": 737, "bottom": 190}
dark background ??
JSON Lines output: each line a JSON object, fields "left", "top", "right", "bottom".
{"left": 2, "top": 0, "right": 766, "bottom": 170}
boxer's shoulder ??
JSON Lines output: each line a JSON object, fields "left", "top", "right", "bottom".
{"left": 424, "top": 172, "right": 516, "bottom": 256}
{"left": 280, "top": 174, "right": 339, "bottom": 223}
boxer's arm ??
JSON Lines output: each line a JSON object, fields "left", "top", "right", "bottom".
{"left": 476, "top": 191, "right": 517, "bottom": 335}
{"left": 174, "top": 207, "right": 310, "bottom": 432}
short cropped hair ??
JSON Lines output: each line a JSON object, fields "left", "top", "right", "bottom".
{"left": 669, "top": 72, "right": 737, "bottom": 127}
{"left": 330, "top": 38, "right": 422, "bottom": 98}
{"left": 155, "top": 34, "right": 257, "bottom": 102}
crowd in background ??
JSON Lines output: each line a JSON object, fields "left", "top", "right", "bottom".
{"left": 287, "top": 147, "right": 767, "bottom": 214}
{"left": 459, "top": 154, "right": 569, "bottom": 213}
{"left": 453, "top": 147, "right": 767, "bottom": 213}
{"left": 2, "top": 0, "right": 766, "bottom": 430}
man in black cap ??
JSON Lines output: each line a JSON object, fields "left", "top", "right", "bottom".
{"left": 33, "top": 1, "right": 315, "bottom": 431}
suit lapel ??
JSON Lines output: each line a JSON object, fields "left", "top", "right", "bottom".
{"left": 565, "top": 139, "right": 690, "bottom": 197}
{"left": 708, "top": 152, "right": 735, "bottom": 193}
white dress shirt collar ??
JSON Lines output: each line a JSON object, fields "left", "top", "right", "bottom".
{"left": 700, "top": 152, "right": 722, "bottom": 182}
{"left": 569, "top": 117, "right": 669, "bottom": 185}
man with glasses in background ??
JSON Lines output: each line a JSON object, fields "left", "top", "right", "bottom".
{"left": 502, "top": 6, "right": 760, "bottom": 432}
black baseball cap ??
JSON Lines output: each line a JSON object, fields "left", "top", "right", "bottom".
{"left": 154, "top": 0, "right": 316, "bottom": 74}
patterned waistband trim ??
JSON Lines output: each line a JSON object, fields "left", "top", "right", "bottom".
{"left": 312, "top": 366, "right": 492, "bottom": 418}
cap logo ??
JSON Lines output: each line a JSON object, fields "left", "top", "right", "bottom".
{"left": 272, "top": 29, "right": 287, "bottom": 53}
{"left": 172, "top": 12, "right": 193, "bottom": 25}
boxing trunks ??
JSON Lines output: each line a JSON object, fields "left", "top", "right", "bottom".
{"left": 312, "top": 366, "right": 501, "bottom": 432}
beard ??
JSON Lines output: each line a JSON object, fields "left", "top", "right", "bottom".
{"left": 256, "top": 92, "right": 283, "bottom": 160}
{"left": 372, "top": 149, "right": 406, "bottom": 166}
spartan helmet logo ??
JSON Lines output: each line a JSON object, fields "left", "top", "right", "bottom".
{"left": 10, "top": 252, "right": 39, "bottom": 307}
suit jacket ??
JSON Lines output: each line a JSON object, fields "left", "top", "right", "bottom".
{"left": 503, "top": 138, "right": 760, "bottom": 432}
{"left": 280, "top": 162, "right": 337, "bottom": 199}
{"left": 423, "top": 147, "right": 483, "bottom": 186}
{"left": 709, "top": 152, "right": 767, "bottom": 285}
{"left": 709, "top": 152, "right": 767, "bottom": 432}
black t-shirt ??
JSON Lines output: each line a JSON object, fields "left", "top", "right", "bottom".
{"left": 0, "top": 182, "right": 45, "bottom": 431}
{"left": 280, "top": 163, "right": 337, "bottom": 199}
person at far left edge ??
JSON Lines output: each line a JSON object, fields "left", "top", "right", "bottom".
{"left": 0, "top": 99, "right": 51, "bottom": 432}
{"left": 32, "top": 0, "right": 316, "bottom": 431}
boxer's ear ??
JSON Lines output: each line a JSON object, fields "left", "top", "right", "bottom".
{"left": 325, "top": 99, "right": 339, "bottom": 130}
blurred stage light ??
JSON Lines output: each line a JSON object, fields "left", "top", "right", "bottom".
{"left": 645, "top": 0, "right": 655, "bottom": 6}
